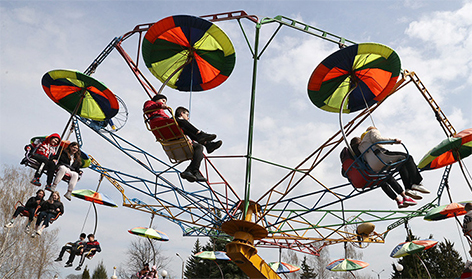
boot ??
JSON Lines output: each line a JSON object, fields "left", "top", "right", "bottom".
{"left": 193, "top": 171, "right": 207, "bottom": 182}
{"left": 196, "top": 132, "right": 216, "bottom": 144}
{"left": 205, "top": 140, "right": 222, "bottom": 154}
{"left": 180, "top": 169, "right": 196, "bottom": 182}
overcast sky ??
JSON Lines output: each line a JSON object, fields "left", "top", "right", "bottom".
{"left": 1, "top": 0, "right": 471, "bottom": 278}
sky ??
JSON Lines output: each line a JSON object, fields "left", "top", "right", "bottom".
{"left": 1, "top": 0, "right": 472, "bottom": 278}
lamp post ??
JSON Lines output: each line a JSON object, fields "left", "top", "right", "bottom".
{"left": 161, "top": 269, "right": 168, "bottom": 279}
{"left": 176, "top": 253, "right": 184, "bottom": 279}
{"left": 372, "top": 269, "right": 384, "bottom": 279}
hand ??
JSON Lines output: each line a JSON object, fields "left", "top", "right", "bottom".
{"left": 53, "top": 159, "right": 58, "bottom": 164}
{"left": 395, "top": 138, "right": 402, "bottom": 144}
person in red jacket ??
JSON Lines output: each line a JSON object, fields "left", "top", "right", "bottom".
{"left": 143, "top": 94, "right": 222, "bottom": 182}
{"left": 28, "top": 133, "right": 61, "bottom": 187}
{"left": 68, "top": 233, "right": 101, "bottom": 271}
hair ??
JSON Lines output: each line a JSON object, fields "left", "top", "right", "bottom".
{"left": 151, "top": 94, "right": 167, "bottom": 102}
{"left": 80, "top": 233, "right": 86, "bottom": 238}
{"left": 175, "top": 106, "right": 189, "bottom": 118}
{"left": 350, "top": 137, "right": 362, "bottom": 157}
{"left": 65, "top": 142, "right": 81, "bottom": 162}
{"left": 48, "top": 191, "right": 61, "bottom": 203}
{"left": 465, "top": 203, "right": 472, "bottom": 212}
{"left": 87, "top": 233, "right": 95, "bottom": 238}
{"left": 366, "top": 126, "right": 376, "bottom": 131}
{"left": 36, "top": 189, "right": 45, "bottom": 196}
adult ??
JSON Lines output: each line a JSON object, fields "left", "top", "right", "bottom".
{"left": 32, "top": 191, "right": 63, "bottom": 237}
{"left": 49, "top": 142, "right": 82, "bottom": 201}
{"left": 4, "top": 189, "right": 45, "bottom": 231}
{"left": 55, "top": 233, "right": 87, "bottom": 263}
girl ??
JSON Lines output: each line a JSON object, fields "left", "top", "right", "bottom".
{"left": 49, "top": 142, "right": 81, "bottom": 201}
{"left": 29, "top": 133, "right": 61, "bottom": 186}
{"left": 33, "top": 191, "right": 64, "bottom": 237}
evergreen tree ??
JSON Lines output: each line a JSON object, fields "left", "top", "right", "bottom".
{"left": 82, "top": 266, "right": 91, "bottom": 279}
{"left": 391, "top": 236, "right": 465, "bottom": 278}
{"left": 299, "top": 256, "right": 317, "bottom": 279}
{"left": 184, "top": 238, "right": 208, "bottom": 279}
{"left": 92, "top": 260, "right": 108, "bottom": 279}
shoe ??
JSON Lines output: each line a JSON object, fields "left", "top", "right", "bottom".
{"left": 36, "top": 228, "right": 43, "bottom": 236}
{"left": 55, "top": 257, "right": 62, "bottom": 262}
{"left": 403, "top": 197, "right": 417, "bottom": 206}
{"left": 396, "top": 199, "right": 408, "bottom": 209}
{"left": 196, "top": 132, "right": 217, "bottom": 144}
{"left": 30, "top": 178, "right": 41, "bottom": 186}
{"left": 411, "top": 184, "right": 430, "bottom": 194}
{"left": 64, "top": 192, "right": 72, "bottom": 201}
{"left": 25, "top": 225, "right": 30, "bottom": 233}
{"left": 4, "top": 221, "right": 14, "bottom": 228}
{"left": 65, "top": 263, "right": 73, "bottom": 267}
{"left": 193, "top": 171, "right": 207, "bottom": 182}
{"left": 31, "top": 233, "right": 36, "bottom": 238}
{"left": 180, "top": 171, "right": 196, "bottom": 182}
{"left": 405, "top": 189, "right": 422, "bottom": 200}
{"left": 75, "top": 266, "right": 82, "bottom": 271}
{"left": 45, "top": 185, "right": 53, "bottom": 192}
{"left": 205, "top": 140, "right": 222, "bottom": 154}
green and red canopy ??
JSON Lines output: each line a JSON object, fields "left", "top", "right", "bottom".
{"left": 142, "top": 15, "right": 235, "bottom": 92}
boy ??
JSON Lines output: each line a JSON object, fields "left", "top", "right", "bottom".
{"left": 68, "top": 234, "right": 101, "bottom": 270}
{"left": 55, "top": 232, "right": 87, "bottom": 263}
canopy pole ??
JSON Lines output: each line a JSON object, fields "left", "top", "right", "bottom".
{"left": 338, "top": 85, "right": 358, "bottom": 156}
{"left": 92, "top": 202, "right": 98, "bottom": 235}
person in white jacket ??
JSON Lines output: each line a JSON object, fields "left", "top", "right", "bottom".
{"left": 358, "top": 126, "right": 429, "bottom": 200}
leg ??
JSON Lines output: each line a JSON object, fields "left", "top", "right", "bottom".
{"left": 31, "top": 154, "right": 49, "bottom": 178}
{"left": 67, "top": 171, "right": 79, "bottom": 192}
{"left": 380, "top": 182, "right": 397, "bottom": 200}
{"left": 45, "top": 160, "right": 57, "bottom": 186}
{"left": 12, "top": 206, "right": 26, "bottom": 218}
{"left": 52, "top": 165, "right": 67, "bottom": 189}
{"left": 58, "top": 245, "right": 71, "bottom": 259}
{"left": 181, "top": 143, "right": 205, "bottom": 182}
{"left": 177, "top": 119, "right": 216, "bottom": 144}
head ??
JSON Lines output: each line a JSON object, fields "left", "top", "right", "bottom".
{"left": 350, "top": 137, "right": 361, "bottom": 146}
{"left": 67, "top": 142, "right": 80, "bottom": 154}
{"left": 366, "top": 126, "right": 376, "bottom": 131}
{"left": 49, "top": 191, "right": 61, "bottom": 202}
{"left": 175, "top": 106, "right": 189, "bottom": 120}
{"left": 87, "top": 233, "right": 95, "bottom": 241}
{"left": 152, "top": 266, "right": 157, "bottom": 271}
{"left": 36, "top": 189, "right": 45, "bottom": 199}
{"left": 465, "top": 203, "right": 472, "bottom": 212}
{"left": 143, "top": 263, "right": 150, "bottom": 269}
{"left": 48, "top": 134, "right": 61, "bottom": 146}
{"left": 80, "top": 233, "right": 86, "bottom": 240}
{"left": 151, "top": 94, "right": 167, "bottom": 104}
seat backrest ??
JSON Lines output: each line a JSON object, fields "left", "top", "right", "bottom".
{"left": 149, "top": 118, "right": 185, "bottom": 142}
{"left": 340, "top": 147, "right": 370, "bottom": 189}
{"left": 161, "top": 138, "right": 194, "bottom": 163}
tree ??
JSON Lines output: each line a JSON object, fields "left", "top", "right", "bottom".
{"left": 82, "top": 265, "right": 91, "bottom": 279}
{"left": 118, "top": 236, "right": 170, "bottom": 278}
{"left": 299, "top": 255, "right": 317, "bottom": 279}
{"left": 92, "top": 260, "right": 108, "bottom": 279}
{"left": 0, "top": 165, "right": 60, "bottom": 279}
{"left": 281, "top": 249, "right": 299, "bottom": 279}
{"left": 391, "top": 235, "right": 465, "bottom": 278}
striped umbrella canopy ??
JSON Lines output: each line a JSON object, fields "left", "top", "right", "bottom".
{"left": 390, "top": 239, "right": 438, "bottom": 258}
{"left": 326, "top": 258, "right": 369, "bottom": 271}
{"left": 142, "top": 15, "right": 235, "bottom": 92}
{"left": 42, "top": 69, "right": 119, "bottom": 121}
{"left": 194, "top": 251, "right": 230, "bottom": 261}
{"left": 308, "top": 43, "right": 401, "bottom": 113}
{"left": 424, "top": 201, "right": 471, "bottom": 221}
{"left": 268, "top": 262, "right": 300, "bottom": 274}
{"left": 418, "top": 128, "right": 472, "bottom": 170}
{"left": 71, "top": 189, "right": 118, "bottom": 207}
{"left": 128, "top": 227, "right": 169, "bottom": 241}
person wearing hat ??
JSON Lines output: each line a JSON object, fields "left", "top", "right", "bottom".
{"left": 143, "top": 94, "right": 222, "bottom": 182}
{"left": 27, "top": 133, "right": 61, "bottom": 187}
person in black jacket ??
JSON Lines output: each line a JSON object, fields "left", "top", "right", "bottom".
{"left": 32, "top": 191, "right": 64, "bottom": 237}
{"left": 65, "top": 233, "right": 101, "bottom": 270}
{"left": 55, "top": 232, "right": 87, "bottom": 263}
{"left": 4, "top": 189, "right": 45, "bottom": 231}
{"left": 48, "top": 142, "right": 82, "bottom": 201}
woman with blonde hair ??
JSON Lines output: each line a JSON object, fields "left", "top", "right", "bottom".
{"left": 33, "top": 191, "right": 64, "bottom": 236}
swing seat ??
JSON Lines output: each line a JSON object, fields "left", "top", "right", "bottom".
{"left": 20, "top": 142, "right": 83, "bottom": 183}
{"left": 144, "top": 108, "right": 194, "bottom": 163}
{"left": 14, "top": 201, "right": 38, "bottom": 218}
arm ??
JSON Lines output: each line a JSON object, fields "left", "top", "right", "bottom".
{"left": 369, "top": 129, "right": 400, "bottom": 144}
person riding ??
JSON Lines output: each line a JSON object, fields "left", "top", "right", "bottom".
{"left": 55, "top": 232, "right": 87, "bottom": 263}
{"left": 28, "top": 133, "right": 61, "bottom": 187}
{"left": 143, "top": 94, "right": 222, "bottom": 182}
{"left": 350, "top": 137, "right": 416, "bottom": 208}
{"left": 49, "top": 141, "right": 82, "bottom": 201}
{"left": 358, "top": 126, "right": 429, "bottom": 199}
{"left": 32, "top": 191, "right": 64, "bottom": 237}
{"left": 4, "top": 189, "right": 45, "bottom": 231}
{"left": 72, "top": 234, "right": 101, "bottom": 271}
{"left": 463, "top": 203, "right": 472, "bottom": 256}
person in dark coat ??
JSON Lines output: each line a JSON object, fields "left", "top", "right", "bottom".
{"left": 4, "top": 189, "right": 45, "bottom": 231}
{"left": 32, "top": 191, "right": 63, "bottom": 237}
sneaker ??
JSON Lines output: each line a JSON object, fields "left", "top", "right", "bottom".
{"left": 30, "top": 178, "right": 41, "bottom": 186}
{"left": 180, "top": 171, "right": 196, "bottom": 182}
{"left": 193, "top": 171, "right": 207, "bottom": 182}
{"left": 4, "top": 221, "right": 14, "bottom": 228}
{"left": 55, "top": 257, "right": 62, "bottom": 262}
{"left": 205, "top": 140, "right": 222, "bottom": 154}
{"left": 24, "top": 225, "right": 30, "bottom": 233}
{"left": 65, "top": 263, "right": 73, "bottom": 267}
{"left": 75, "top": 266, "right": 82, "bottom": 271}
{"left": 405, "top": 189, "right": 422, "bottom": 200}
{"left": 403, "top": 197, "right": 417, "bottom": 206}
{"left": 396, "top": 199, "right": 408, "bottom": 209}
{"left": 31, "top": 233, "right": 36, "bottom": 238}
{"left": 196, "top": 132, "right": 217, "bottom": 144}
{"left": 411, "top": 184, "right": 430, "bottom": 194}
{"left": 64, "top": 192, "right": 72, "bottom": 201}
{"left": 36, "top": 228, "right": 43, "bottom": 236}
{"left": 45, "top": 185, "right": 53, "bottom": 192}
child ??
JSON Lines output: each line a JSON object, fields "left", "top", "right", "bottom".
{"left": 28, "top": 133, "right": 61, "bottom": 186}
{"left": 143, "top": 94, "right": 222, "bottom": 182}
{"left": 55, "top": 233, "right": 87, "bottom": 262}
{"left": 49, "top": 142, "right": 82, "bottom": 201}
{"left": 463, "top": 202, "right": 472, "bottom": 256}
{"left": 72, "top": 234, "right": 101, "bottom": 270}
{"left": 4, "top": 189, "right": 45, "bottom": 231}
